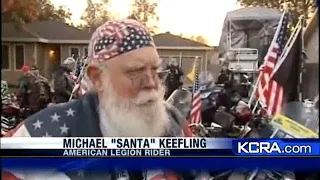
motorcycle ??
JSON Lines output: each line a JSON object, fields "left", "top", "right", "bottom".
{"left": 167, "top": 85, "right": 318, "bottom": 179}
{"left": 1, "top": 93, "right": 28, "bottom": 136}
{"left": 166, "top": 85, "right": 253, "bottom": 138}
{"left": 229, "top": 100, "right": 319, "bottom": 180}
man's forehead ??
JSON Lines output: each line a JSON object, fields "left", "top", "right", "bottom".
{"left": 110, "top": 47, "right": 161, "bottom": 67}
{"left": 126, "top": 59, "right": 161, "bottom": 67}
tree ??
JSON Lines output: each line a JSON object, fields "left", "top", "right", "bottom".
{"left": 80, "top": 0, "right": 112, "bottom": 32}
{"left": 37, "top": 2, "right": 72, "bottom": 23}
{"left": 189, "top": 35, "right": 209, "bottom": 45}
{"left": 127, "top": 0, "right": 159, "bottom": 34}
{"left": 237, "top": 0, "right": 317, "bottom": 25}
{"left": 2, "top": 0, "right": 72, "bottom": 24}
{"left": 2, "top": 0, "right": 40, "bottom": 23}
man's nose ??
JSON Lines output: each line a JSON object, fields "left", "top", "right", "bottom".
{"left": 143, "top": 70, "right": 158, "bottom": 89}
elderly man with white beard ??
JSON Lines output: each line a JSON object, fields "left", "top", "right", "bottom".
{"left": 3, "top": 19, "right": 193, "bottom": 180}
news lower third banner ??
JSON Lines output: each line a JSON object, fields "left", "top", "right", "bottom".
{"left": 1, "top": 138, "right": 320, "bottom": 157}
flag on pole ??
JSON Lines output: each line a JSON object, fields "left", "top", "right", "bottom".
{"left": 189, "top": 58, "right": 202, "bottom": 124}
{"left": 256, "top": 11, "right": 289, "bottom": 115}
{"left": 187, "top": 63, "right": 196, "bottom": 82}
{"left": 75, "top": 57, "right": 82, "bottom": 77}
{"left": 70, "top": 58, "right": 90, "bottom": 99}
{"left": 273, "top": 18, "right": 304, "bottom": 103}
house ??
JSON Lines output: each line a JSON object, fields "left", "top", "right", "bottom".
{"left": 303, "top": 8, "right": 318, "bottom": 100}
{"left": 153, "top": 32, "right": 216, "bottom": 84}
{"left": 2, "top": 21, "right": 90, "bottom": 85}
{"left": 2, "top": 22, "right": 216, "bottom": 86}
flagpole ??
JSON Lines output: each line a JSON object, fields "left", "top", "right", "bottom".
{"left": 248, "top": 68, "right": 262, "bottom": 107}
{"left": 248, "top": 9, "right": 288, "bottom": 108}
{"left": 179, "top": 52, "right": 182, "bottom": 68}
{"left": 298, "top": 15, "right": 306, "bottom": 102}
{"left": 252, "top": 18, "right": 303, "bottom": 113}
{"left": 69, "top": 57, "right": 88, "bottom": 101}
{"left": 192, "top": 57, "right": 199, "bottom": 94}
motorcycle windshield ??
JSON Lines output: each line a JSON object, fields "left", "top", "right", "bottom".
{"left": 166, "top": 89, "right": 192, "bottom": 120}
{"left": 270, "top": 101, "right": 319, "bottom": 138}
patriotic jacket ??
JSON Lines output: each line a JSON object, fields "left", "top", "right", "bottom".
{"left": 3, "top": 92, "right": 191, "bottom": 180}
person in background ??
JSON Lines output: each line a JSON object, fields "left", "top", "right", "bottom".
{"left": 164, "top": 59, "right": 184, "bottom": 99}
{"left": 17, "top": 65, "right": 32, "bottom": 110}
{"left": 31, "top": 65, "right": 45, "bottom": 80}
{"left": 52, "top": 57, "right": 76, "bottom": 103}
{"left": 31, "top": 65, "right": 53, "bottom": 109}
{"left": 3, "top": 19, "right": 192, "bottom": 180}
{"left": 216, "top": 62, "right": 233, "bottom": 85}
{"left": 17, "top": 65, "right": 52, "bottom": 116}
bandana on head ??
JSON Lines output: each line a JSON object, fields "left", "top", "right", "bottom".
{"left": 88, "top": 19, "right": 155, "bottom": 63}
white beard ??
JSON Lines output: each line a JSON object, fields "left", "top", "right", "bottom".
{"left": 98, "top": 79, "right": 169, "bottom": 137}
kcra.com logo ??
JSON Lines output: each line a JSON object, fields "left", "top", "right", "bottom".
{"left": 234, "top": 141, "right": 312, "bottom": 156}
{"left": 237, "top": 142, "right": 282, "bottom": 154}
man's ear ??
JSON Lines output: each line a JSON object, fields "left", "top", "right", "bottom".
{"left": 87, "top": 66, "right": 103, "bottom": 89}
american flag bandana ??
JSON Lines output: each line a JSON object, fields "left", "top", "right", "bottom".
{"left": 88, "top": 19, "right": 155, "bottom": 63}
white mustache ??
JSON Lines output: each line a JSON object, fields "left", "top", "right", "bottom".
{"left": 132, "top": 84, "right": 165, "bottom": 105}
{"left": 133, "top": 90, "right": 161, "bottom": 105}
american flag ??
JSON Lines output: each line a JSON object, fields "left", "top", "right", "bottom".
{"left": 2, "top": 93, "right": 119, "bottom": 180}
{"left": 71, "top": 58, "right": 90, "bottom": 99}
{"left": 256, "top": 11, "right": 289, "bottom": 115}
{"left": 2, "top": 97, "right": 86, "bottom": 179}
{"left": 189, "top": 58, "right": 202, "bottom": 124}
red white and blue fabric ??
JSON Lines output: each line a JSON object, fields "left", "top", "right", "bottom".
{"left": 88, "top": 19, "right": 155, "bottom": 63}
{"left": 189, "top": 60, "right": 202, "bottom": 124}
{"left": 73, "top": 20, "right": 155, "bottom": 98}
{"left": 256, "top": 12, "right": 288, "bottom": 115}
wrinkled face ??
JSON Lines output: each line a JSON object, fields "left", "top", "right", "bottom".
{"left": 87, "top": 47, "right": 169, "bottom": 137}
{"left": 105, "top": 47, "right": 162, "bottom": 99}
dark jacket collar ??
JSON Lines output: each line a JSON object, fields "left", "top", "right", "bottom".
{"left": 73, "top": 92, "right": 103, "bottom": 137}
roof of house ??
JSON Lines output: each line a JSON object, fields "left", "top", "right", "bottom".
{"left": 305, "top": 8, "right": 318, "bottom": 42}
{"left": 2, "top": 21, "right": 91, "bottom": 44}
{"left": 2, "top": 23, "right": 38, "bottom": 39}
{"left": 153, "top": 32, "right": 212, "bottom": 50}
{"left": 2, "top": 21, "right": 213, "bottom": 50}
